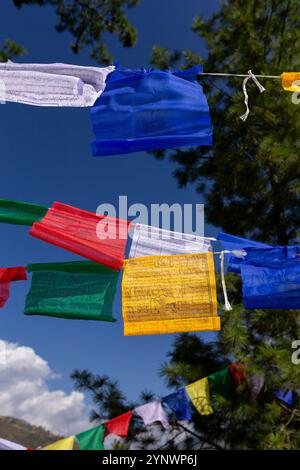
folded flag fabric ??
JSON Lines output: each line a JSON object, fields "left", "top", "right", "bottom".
{"left": 76, "top": 425, "right": 105, "bottom": 450}
{"left": 281, "top": 72, "right": 300, "bottom": 92}
{"left": 105, "top": 411, "right": 133, "bottom": 438}
{"left": 241, "top": 262, "right": 300, "bottom": 309}
{"left": 129, "top": 224, "right": 212, "bottom": 258}
{"left": 0, "top": 198, "right": 48, "bottom": 226}
{"left": 42, "top": 436, "right": 75, "bottom": 450}
{"left": 90, "top": 64, "right": 212, "bottom": 156}
{"left": 25, "top": 261, "right": 118, "bottom": 321}
{"left": 0, "top": 266, "right": 27, "bottom": 308}
{"left": 218, "top": 233, "right": 300, "bottom": 309}
{"left": 122, "top": 252, "right": 220, "bottom": 336}
{"left": 217, "top": 232, "right": 272, "bottom": 274}
{"left": 0, "top": 438, "right": 26, "bottom": 450}
{"left": 208, "top": 367, "right": 232, "bottom": 399}
{"left": 30, "top": 202, "right": 131, "bottom": 271}
{"left": 0, "top": 61, "right": 114, "bottom": 107}
{"left": 185, "top": 377, "right": 213, "bottom": 415}
{"left": 162, "top": 387, "right": 193, "bottom": 421}
{"left": 135, "top": 401, "right": 169, "bottom": 430}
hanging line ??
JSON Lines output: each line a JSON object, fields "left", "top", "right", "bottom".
{"left": 217, "top": 249, "right": 247, "bottom": 312}
{"left": 199, "top": 72, "right": 281, "bottom": 79}
{"left": 199, "top": 70, "right": 271, "bottom": 121}
{"left": 240, "top": 70, "right": 266, "bottom": 121}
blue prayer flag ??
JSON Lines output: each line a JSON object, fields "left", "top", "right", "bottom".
{"left": 162, "top": 387, "right": 193, "bottom": 421}
{"left": 90, "top": 65, "right": 212, "bottom": 156}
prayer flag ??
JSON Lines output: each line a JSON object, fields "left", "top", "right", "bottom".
{"left": 275, "top": 389, "right": 294, "bottom": 406}
{"left": 30, "top": 202, "right": 131, "bottom": 271}
{"left": 42, "top": 436, "right": 75, "bottom": 450}
{"left": 281, "top": 72, "right": 300, "bottom": 92}
{"left": 249, "top": 374, "right": 265, "bottom": 399}
{"left": 241, "top": 260, "right": 300, "bottom": 309}
{"left": 91, "top": 65, "right": 212, "bottom": 156}
{"left": 208, "top": 367, "right": 232, "bottom": 399}
{"left": 76, "top": 425, "right": 105, "bottom": 450}
{"left": 105, "top": 411, "right": 133, "bottom": 438}
{"left": 122, "top": 252, "right": 220, "bottom": 336}
{"left": 185, "top": 377, "right": 213, "bottom": 415}
{"left": 129, "top": 224, "right": 212, "bottom": 258}
{"left": 0, "top": 438, "right": 26, "bottom": 450}
{"left": 0, "top": 198, "right": 48, "bottom": 226}
{"left": 0, "top": 62, "right": 114, "bottom": 107}
{"left": 25, "top": 261, "right": 118, "bottom": 321}
{"left": 0, "top": 266, "right": 27, "bottom": 308}
{"left": 135, "top": 401, "right": 169, "bottom": 430}
{"left": 229, "top": 363, "right": 246, "bottom": 387}
{"left": 162, "top": 388, "right": 193, "bottom": 421}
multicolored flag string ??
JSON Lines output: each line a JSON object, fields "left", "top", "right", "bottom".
{"left": 90, "top": 64, "right": 213, "bottom": 156}
{"left": 25, "top": 261, "right": 119, "bottom": 322}
{"left": 0, "top": 62, "right": 115, "bottom": 107}
{"left": 122, "top": 252, "right": 220, "bottom": 336}
{"left": 3, "top": 362, "right": 295, "bottom": 451}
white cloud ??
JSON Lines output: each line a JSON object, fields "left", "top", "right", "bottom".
{"left": 0, "top": 339, "right": 90, "bottom": 436}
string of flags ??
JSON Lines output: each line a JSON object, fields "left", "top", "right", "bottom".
{"left": 0, "top": 62, "right": 299, "bottom": 157}
{"left": 0, "top": 197, "right": 299, "bottom": 335}
{"left": 1, "top": 362, "right": 296, "bottom": 450}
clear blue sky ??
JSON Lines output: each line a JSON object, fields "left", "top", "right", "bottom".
{"left": 0, "top": 0, "right": 220, "bottom": 405}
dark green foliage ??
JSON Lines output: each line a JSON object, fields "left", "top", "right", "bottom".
{"left": 13, "top": 0, "right": 139, "bottom": 64}
{"left": 0, "top": 39, "right": 26, "bottom": 62}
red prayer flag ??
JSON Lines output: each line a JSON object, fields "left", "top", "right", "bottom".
{"left": 105, "top": 411, "right": 133, "bottom": 438}
{"left": 229, "top": 363, "right": 246, "bottom": 387}
{"left": 30, "top": 202, "right": 131, "bottom": 271}
{"left": 0, "top": 267, "right": 27, "bottom": 308}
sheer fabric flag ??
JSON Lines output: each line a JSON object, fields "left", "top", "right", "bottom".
{"left": 30, "top": 202, "right": 131, "bottom": 271}
{"left": 122, "top": 252, "right": 220, "bottom": 336}
{"left": 0, "top": 267, "right": 27, "bottom": 308}
{"left": 249, "top": 374, "right": 265, "bottom": 399}
{"left": 208, "top": 368, "right": 232, "bottom": 399}
{"left": 42, "top": 436, "right": 75, "bottom": 450}
{"left": 0, "top": 198, "right": 48, "bottom": 226}
{"left": 135, "top": 401, "right": 169, "bottom": 430}
{"left": 105, "top": 411, "right": 133, "bottom": 438}
{"left": 0, "top": 62, "right": 114, "bottom": 107}
{"left": 162, "top": 388, "right": 193, "bottom": 421}
{"left": 25, "top": 261, "right": 119, "bottom": 321}
{"left": 76, "top": 425, "right": 105, "bottom": 450}
{"left": 281, "top": 72, "right": 300, "bottom": 92}
{"left": 185, "top": 377, "right": 213, "bottom": 415}
{"left": 129, "top": 224, "right": 212, "bottom": 258}
{"left": 91, "top": 65, "right": 212, "bottom": 156}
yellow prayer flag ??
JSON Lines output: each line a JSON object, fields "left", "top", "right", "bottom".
{"left": 42, "top": 435, "right": 75, "bottom": 450}
{"left": 186, "top": 377, "right": 213, "bottom": 415}
{"left": 281, "top": 72, "right": 300, "bottom": 92}
{"left": 122, "top": 252, "right": 220, "bottom": 336}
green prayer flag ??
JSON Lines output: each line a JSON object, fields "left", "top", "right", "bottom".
{"left": 208, "top": 367, "right": 232, "bottom": 399}
{"left": 76, "top": 425, "right": 105, "bottom": 450}
{"left": 25, "top": 261, "right": 119, "bottom": 321}
{"left": 0, "top": 198, "right": 48, "bottom": 226}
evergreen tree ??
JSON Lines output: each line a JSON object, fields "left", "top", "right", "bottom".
{"left": 72, "top": 1, "right": 300, "bottom": 450}
{"left": 12, "top": 0, "right": 139, "bottom": 63}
